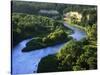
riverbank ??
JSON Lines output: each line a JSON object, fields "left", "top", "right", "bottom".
{"left": 64, "top": 21, "right": 86, "bottom": 31}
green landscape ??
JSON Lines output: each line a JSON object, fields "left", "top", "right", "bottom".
{"left": 12, "top": 1, "right": 97, "bottom": 74}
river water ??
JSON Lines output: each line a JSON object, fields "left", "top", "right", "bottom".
{"left": 12, "top": 22, "right": 86, "bottom": 74}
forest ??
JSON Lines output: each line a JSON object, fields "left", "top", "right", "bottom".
{"left": 12, "top": 1, "right": 97, "bottom": 73}
{"left": 12, "top": 13, "right": 72, "bottom": 51}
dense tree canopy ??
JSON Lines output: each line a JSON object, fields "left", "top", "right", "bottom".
{"left": 12, "top": 13, "right": 72, "bottom": 51}
{"left": 38, "top": 38, "right": 97, "bottom": 72}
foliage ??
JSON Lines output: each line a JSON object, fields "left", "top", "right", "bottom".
{"left": 12, "top": 1, "right": 97, "bottom": 73}
{"left": 38, "top": 39, "right": 97, "bottom": 72}
{"left": 12, "top": 13, "right": 71, "bottom": 50}
{"left": 37, "top": 55, "right": 58, "bottom": 73}
{"left": 22, "top": 29, "right": 71, "bottom": 52}
{"left": 56, "top": 40, "right": 82, "bottom": 71}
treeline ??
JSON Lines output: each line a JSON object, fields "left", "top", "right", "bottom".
{"left": 12, "top": 1, "right": 65, "bottom": 15}
{"left": 12, "top": 13, "right": 72, "bottom": 50}
{"left": 63, "top": 5, "right": 96, "bottom": 14}
{"left": 12, "top": 1, "right": 96, "bottom": 18}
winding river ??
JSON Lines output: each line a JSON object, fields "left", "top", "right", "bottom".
{"left": 12, "top": 22, "right": 86, "bottom": 74}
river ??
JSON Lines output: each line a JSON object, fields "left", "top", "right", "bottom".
{"left": 12, "top": 22, "right": 86, "bottom": 74}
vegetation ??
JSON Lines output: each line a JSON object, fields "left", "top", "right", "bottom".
{"left": 38, "top": 38, "right": 97, "bottom": 72}
{"left": 12, "top": 1, "right": 97, "bottom": 73}
{"left": 37, "top": 55, "right": 58, "bottom": 73}
{"left": 23, "top": 29, "right": 71, "bottom": 52}
{"left": 37, "top": 3, "right": 97, "bottom": 73}
{"left": 12, "top": 13, "right": 72, "bottom": 51}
